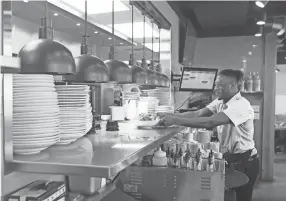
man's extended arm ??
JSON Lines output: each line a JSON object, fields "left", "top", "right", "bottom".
{"left": 159, "top": 107, "right": 214, "bottom": 118}
{"left": 173, "top": 112, "right": 231, "bottom": 129}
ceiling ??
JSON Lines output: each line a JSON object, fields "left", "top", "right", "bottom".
{"left": 168, "top": 1, "right": 286, "bottom": 38}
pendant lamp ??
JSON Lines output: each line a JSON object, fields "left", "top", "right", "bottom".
{"left": 141, "top": 15, "right": 156, "bottom": 86}
{"left": 104, "top": 0, "right": 132, "bottom": 83}
{"left": 157, "top": 27, "right": 170, "bottom": 87}
{"left": 129, "top": 4, "right": 147, "bottom": 84}
{"left": 19, "top": 1, "right": 75, "bottom": 75}
{"left": 75, "top": 0, "right": 109, "bottom": 83}
{"left": 151, "top": 20, "right": 164, "bottom": 87}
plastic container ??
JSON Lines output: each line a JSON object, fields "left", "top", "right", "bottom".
{"left": 152, "top": 148, "right": 168, "bottom": 167}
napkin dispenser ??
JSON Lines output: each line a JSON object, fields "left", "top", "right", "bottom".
{"left": 110, "top": 106, "right": 125, "bottom": 121}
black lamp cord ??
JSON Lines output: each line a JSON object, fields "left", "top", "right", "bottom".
{"left": 143, "top": 15, "right": 146, "bottom": 59}
{"left": 112, "top": 0, "right": 115, "bottom": 60}
{"left": 131, "top": 4, "right": 134, "bottom": 63}
{"left": 175, "top": 94, "right": 193, "bottom": 111}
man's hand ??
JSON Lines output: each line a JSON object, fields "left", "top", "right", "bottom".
{"left": 156, "top": 115, "right": 177, "bottom": 127}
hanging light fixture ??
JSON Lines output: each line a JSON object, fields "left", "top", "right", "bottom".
{"left": 256, "top": 12, "right": 266, "bottom": 26}
{"left": 19, "top": 1, "right": 75, "bottom": 75}
{"left": 141, "top": 14, "right": 156, "bottom": 85}
{"left": 75, "top": 0, "right": 109, "bottom": 83}
{"left": 157, "top": 26, "right": 170, "bottom": 87}
{"left": 104, "top": 0, "right": 132, "bottom": 83}
{"left": 150, "top": 18, "right": 161, "bottom": 86}
{"left": 255, "top": 26, "right": 263, "bottom": 37}
{"left": 129, "top": 4, "right": 147, "bottom": 84}
{"left": 154, "top": 26, "right": 165, "bottom": 87}
{"left": 255, "top": 0, "right": 268, "bottom": 8}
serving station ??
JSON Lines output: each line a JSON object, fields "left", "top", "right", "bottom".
{"left": 1, "top": 1, "right": 248, "bottom": 201}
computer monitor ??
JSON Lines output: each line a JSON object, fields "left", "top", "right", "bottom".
{"left": 179, "top": 67, "right": 218, "bottom": 91}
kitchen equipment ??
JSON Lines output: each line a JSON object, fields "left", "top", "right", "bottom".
{"left": 124, "top": 100, "right": 138, "bottom": 120}
{"left": 106, "top": 121, "right": 119, "bottom": 131}
{"left": 104, "top": 0, "right": 132, "bottom": 83}
{"left": 55, "top": 85, "right": 92, "bottom": 144}
{"left": 18, "top": 1, "right": 75, "bottom": 75}
{"left": 101, "top": 115, "right": 111, "bottom": 121}
{"left": 129, "top": 4, "right": 147, "bottom": 84}
{"left": 13, "top": 74, "right": 60, "bottom": 155}
{"left": 75, "top": 9, "right": 109, "bottom": 83}
{"left": 110, "top": 106, "right": 125, "bottom": 121}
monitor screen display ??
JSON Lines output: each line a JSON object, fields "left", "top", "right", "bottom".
{"left": 179, "top": 67, "right": 218, "bottom": 91}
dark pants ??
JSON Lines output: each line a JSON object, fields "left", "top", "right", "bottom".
{"left": 225, "top": 150, "right": 260, "bottom": 201}
{"left": 234, "top": 157, "right": 259, "bottom": 201}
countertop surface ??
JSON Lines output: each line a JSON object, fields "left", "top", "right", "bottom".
{"left": 11, "top": 125, "right": 184, "bottom": 178}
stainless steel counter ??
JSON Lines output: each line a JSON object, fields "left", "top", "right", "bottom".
{"left": 10, "top": 127, "right": 183, "bottom": 178}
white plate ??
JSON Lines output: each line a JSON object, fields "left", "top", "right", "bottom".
{"left": 13, "top": 83, "right": 55, "bottom": 87}
{"left": 13, "top": 133, "right": 59, "bottom": 139}
{"left": 14, "top": 100, "right": 58, "bottom": 104}
{"left": 14, "top": 106, "right": 58, "bottom": 112}
{"left": 14, "top": 140, "right": 58, "bottom": 149}
{"left": 14, "top": 148, "right": 48, "bottom": 155}
{"left": 14, "top": 136, "right": 59, "bottom": 143}
{"left": 14, "top": 108, "right": 59, "bottom": 114}
{"left": 13, "top": 128, "right": 60, "bottom": 134}
{"left": 13, "top": 124, "right": 60, "bottom": 130}
{"left": 14, "top": 112, "right": 59, "bottom": 118}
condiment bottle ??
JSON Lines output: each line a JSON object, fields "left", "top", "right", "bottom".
{"left": 240, "top": 79, "right": 245, "bottom": 92}
{"left": 245, "top": 73, "right": 252, "bottom": 92}
{"left": 253, "top": 72, "right": 261, "bottom": 92}
{"left": 195, "top": 149, "right": 202, "bottom": 171}
{"left": 207, "top": 150, "right": 215, "bottom": 172}
{"left": 184, "top": 149, "right": 191, "bottom": 169}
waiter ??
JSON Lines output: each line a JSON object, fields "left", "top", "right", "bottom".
{"left": 157, "top": 69, "right": 259, "bottom": 201}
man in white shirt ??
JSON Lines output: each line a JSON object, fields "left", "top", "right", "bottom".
{"left": 158, "top": 69, "right": 259, "bottom": 201}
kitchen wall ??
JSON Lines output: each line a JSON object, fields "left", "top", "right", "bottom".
{"left": 193, "top": 36, "right": 263, "bottom": 74}
{"left": 275, "top": 65, "right": 286, "bottom": 115}
{"left": 152, "top": 1, "right": 181, "bottom": 74}
{"left": 193, "top": 36, "right": 286, "bottom": 115}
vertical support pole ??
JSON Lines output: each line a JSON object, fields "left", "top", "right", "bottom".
{"left": 261, "top": 31, "right": 277, "bottom": 181}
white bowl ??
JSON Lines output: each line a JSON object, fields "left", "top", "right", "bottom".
{"left": 101, "top": 115, "right": 111, "bottom": 121}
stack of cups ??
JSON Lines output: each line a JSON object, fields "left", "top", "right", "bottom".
{"left": 197, "top": 130, "right": 211, "bottom": 144}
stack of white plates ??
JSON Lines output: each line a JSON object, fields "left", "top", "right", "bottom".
{"left": 123, "top": 92, "right": 140, "bottom": 100}
{"left": 139, "top": 97, "right": 159, "bottom": 114}
{"left": 142, "top": 89, "right": 171, "bottom": 105}
{"left": 55, "top": 85, "right": 92, "bottom": 145}
{"left": 155, "top": 105, "right": 174, "bottom": 113}
{"left": 13, "top": 74, "right": 60, "bottom": 155}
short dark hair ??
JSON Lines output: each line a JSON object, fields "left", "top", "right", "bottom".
{"left": 219, "top": 69, "right": 244, "bottom": 83}
{"left": 218, "top": 69, "right": 244, "bottom": 90}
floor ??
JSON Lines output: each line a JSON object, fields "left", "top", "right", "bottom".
{"left": 252, "top": 162, "right": 286, "bottom": 201}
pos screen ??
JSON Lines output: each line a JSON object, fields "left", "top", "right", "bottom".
{"left": 179, "top": 67, "right": 218, "bottom": 91}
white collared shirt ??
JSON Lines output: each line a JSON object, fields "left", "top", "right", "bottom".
{"left": 206, "top": 92, "right": 257, "bottom": 155}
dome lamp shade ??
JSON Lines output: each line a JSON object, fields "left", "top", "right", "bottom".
{"left": 19, "top": 8, "right": 76, "bottom": 75}
{"left": 19, "top": 38, "right": 76, "bottom": 75}
{"left": 75, "top": 0, "right": 109, "bottom": 83}
{"left": 75, "top": 54, "right": 109, "bottom": 83}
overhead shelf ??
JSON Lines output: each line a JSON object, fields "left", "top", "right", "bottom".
{"left": 9, "top": 127, "right": 183, "bottom": 178}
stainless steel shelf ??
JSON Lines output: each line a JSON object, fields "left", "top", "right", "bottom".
{"left": 10, "top": 127, "right": 183, "bottom": 178}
